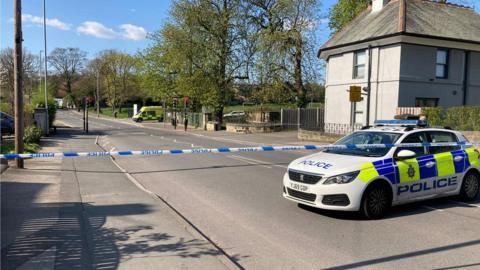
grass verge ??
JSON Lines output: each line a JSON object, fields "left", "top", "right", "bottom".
{"left": 88, "top": 107, "right": 131, "bottom": 119}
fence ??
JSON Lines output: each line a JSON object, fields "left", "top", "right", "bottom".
{"left": 164, "top": 111, "right": 204, "bottom": 129}
{"left": 281, "top": 108, "right": 324, "bottom": 131}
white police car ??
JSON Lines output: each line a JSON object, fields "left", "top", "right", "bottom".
{"left": 283, "top": 120, "right": 480, "bottom": 219}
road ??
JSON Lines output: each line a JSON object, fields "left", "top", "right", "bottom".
{"left": 57, "top": 110, "right": 480, "bottom": 270}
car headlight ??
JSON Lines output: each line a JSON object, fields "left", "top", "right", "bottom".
{"left": 323, "top": 171, "right": 360, "bottom": 185}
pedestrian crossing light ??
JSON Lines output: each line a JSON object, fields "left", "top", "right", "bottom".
{"left": 349, "top": 85, "right": 362, "bottom": 102}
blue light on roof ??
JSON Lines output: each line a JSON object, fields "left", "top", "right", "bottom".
{"left": 374, "top": 120, "right": 420, "bottom": 126}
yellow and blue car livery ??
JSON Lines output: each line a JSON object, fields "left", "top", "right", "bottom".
{"left": 283, "top": 123, "right": 480, "bottom": 216}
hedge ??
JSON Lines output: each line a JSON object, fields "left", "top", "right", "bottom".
{"left": 423, "top": 106, "right": 480, "bottom": 131}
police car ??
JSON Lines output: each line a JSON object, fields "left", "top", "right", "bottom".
{"left": 283, "top": 120, "right": 480, "bottom": 219}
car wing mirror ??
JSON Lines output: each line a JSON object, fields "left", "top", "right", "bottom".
{"left": 395, "top": 149, "right": 416, "bottom": 160}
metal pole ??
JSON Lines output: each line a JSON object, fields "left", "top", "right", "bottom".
{"left": 43, "top": 0, "right": 49, "bottom": 135}
{"left": 39, "top": 50, "right": 42, "bottom": 90}
{"left": 163, "top": 100, "right": 166, "bottom": 128}
{"left": 14, "top": 0, "right": 24, "bottom": 168}
{"left": 83, "top": 98, "right": 86, "bottom": 131}
{"left": 96, "top": 69, "right": 100, "bottom": 117}
{"left": 86, "top": 101, "right": 89, "bottom": 133}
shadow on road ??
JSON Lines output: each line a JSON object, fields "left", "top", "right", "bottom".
{"left": 1, "top": 181, "right": 225, "bottom": 270}
{"left": 322, "top": 238, "right": 480, "bottom": 270}
{"left": 298, "top": 196, "right": 480, "bottom": 221}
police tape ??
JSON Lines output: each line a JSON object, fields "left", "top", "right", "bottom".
{"left": 1, "top": 142, "right": 479, "bottom": 160}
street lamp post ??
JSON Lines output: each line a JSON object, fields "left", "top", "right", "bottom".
{"left": 43, "top": 0, "right": 49, "bottom": 135}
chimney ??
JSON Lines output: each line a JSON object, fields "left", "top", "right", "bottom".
{"left": 372, "top": 0, "right": 390, "bottom": 12}
{"left": 398, "top": 0, "right": 406, "bottom": 32}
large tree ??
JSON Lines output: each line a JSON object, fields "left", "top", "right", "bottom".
{"left": 143, "top": 0, "right": 252, "bottom": 124}
{"left": 328, "top": 0, "right": 369, "bottom": 33}
{"left": 99, "top": 50, "right": 138, "bottom": 113}
{"left": 0, "top": 48, "right": 38, "bottom": 113}
{"left": 48, "top": 47, "right": 87, "bottom": 101}
{"left": 249, "top": 0, "right": 321, "bottom": 107}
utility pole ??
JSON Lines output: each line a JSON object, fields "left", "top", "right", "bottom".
{"left": 14, "top": 0, "right": 24, "bottom": 168}
{"left": 43, "top": 0, "right": 49, "bottom": 135}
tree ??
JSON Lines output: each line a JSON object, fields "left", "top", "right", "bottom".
{"left": 328, "top": 0, "right": 368, "bottom": 33}
{"left": 0, "top": 48, "right": 38, "bottom": 113}
{"left": 143, "top": 0, "right": 252, "bottom": 124}
{"left": 99, "top": 50, "right": 138, "bottom": 113}
{"left": 48, "top": 47, "right": 87, "bottom": 102}
{"left": 249, "top": 0, "right": 321, "bottom": 107}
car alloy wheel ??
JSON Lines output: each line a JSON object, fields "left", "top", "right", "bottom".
{"left": 461, "top": 172, "right": 480, "bottom": 201}
{"left": 361, "top": 183, "right": 391, "bottom": 219}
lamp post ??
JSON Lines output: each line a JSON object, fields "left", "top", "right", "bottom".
{"left": 43, "top": 0, "right": 49, "bottom": 135}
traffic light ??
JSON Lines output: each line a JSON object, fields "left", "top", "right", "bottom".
{"left": 173, "top": 98, "right": 178, "bottom": 108}
{"left": 349, "top": 85, "right": 362, "bottom": 102}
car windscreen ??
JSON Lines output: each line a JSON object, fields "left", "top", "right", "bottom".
{"left": 325, "top": 131, "right": 402, "bottom": 157}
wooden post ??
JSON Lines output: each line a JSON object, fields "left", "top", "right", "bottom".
{"left": 14, "top": 0, "right": 24, "bottom": 168}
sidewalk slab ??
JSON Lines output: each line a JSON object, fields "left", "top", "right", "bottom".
{"left": 1, "top": 127, "right": 232, "bottom": 270}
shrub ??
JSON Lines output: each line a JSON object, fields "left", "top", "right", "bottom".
{"left": 423, "top": 106, "right": 480, "bottom": 131}
{"left": 0, "top": 102, "right": 12, "bottom": 114}
{"left": 24, "top": 125, "right": 43, "bottom": 144}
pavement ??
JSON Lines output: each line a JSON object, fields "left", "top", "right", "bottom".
{"left": 3, "top": 110, "right": 480, "bottom": 270}
{"left": 1, "top": 123, "right": 236, "bottom": 269}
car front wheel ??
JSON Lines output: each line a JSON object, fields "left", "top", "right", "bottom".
{"left": 360, "top": 182, "right": 392, "bottom": 219}
{"left": 460, "top": 171, "right": 480, "bottom": 201}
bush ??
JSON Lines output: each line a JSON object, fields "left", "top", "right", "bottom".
{"left": 0, "top": 102, "right": 12, "bottom": 114}
{"left": 423, "top": 106, "right": 480, "bottom": 131}
{"left": 24, "top": 125, "right": 43, "bottom": 144}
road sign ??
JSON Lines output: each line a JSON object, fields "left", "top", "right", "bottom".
{"left": 349, "top": 86, "right": 362, "bottom": 102}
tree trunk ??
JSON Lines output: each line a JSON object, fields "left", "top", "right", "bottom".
{"left": 294, "top": 37, "right": 306, "bottom": 108}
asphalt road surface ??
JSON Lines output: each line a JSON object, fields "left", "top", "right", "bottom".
{"left": 56, "top": 110, "right": 480, "bottom": 270}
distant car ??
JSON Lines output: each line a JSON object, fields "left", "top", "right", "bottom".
{"left": 223, "top": 111, "right": 245, "bottom": 118}
{"left": 1, "top": 112, "right": 14, "bottom": 135}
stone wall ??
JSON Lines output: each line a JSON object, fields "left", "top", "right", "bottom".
{"left": 297, "top": 129, "right": 341, "bottom": 143}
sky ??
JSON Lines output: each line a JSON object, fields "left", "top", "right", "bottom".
{"left": 1, "top": 0, "right": 478, "bottom": 59}
{"left": 0, "top": 0, "right": 337, "bottom": 59}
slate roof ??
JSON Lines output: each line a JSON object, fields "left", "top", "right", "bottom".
{"left": 319, "top": 0, "right": 480, "bottom": 54}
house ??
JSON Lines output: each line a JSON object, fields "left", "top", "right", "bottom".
{"left": 318, "top": 0, "right": 480, "bottom": 132}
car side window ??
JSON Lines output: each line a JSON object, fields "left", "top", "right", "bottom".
{"left": 395, "top": 132, "right": 428, "bottom": 157}
{"left": 146, "top": 111, "right": 156, "bottom": 116}
{"left": 427, "top": 131, "right": 460, "bottom": 154}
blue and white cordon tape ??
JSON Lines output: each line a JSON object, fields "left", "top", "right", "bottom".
{"left": 1, "top": 142, "right": 479, "bottom": 160}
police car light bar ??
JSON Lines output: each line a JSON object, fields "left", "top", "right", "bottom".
{"left": 374, "top": 120, "right": 426, "bottom": 126}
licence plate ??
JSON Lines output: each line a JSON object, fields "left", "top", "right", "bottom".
{"left": 290, "top": 182, "right": 309, "bottom": 192}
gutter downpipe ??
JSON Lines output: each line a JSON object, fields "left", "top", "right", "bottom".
{"left": 366, "top": 45, "right": 372, "bottom": 127}
{"left": 462, "top": 51, "right": 469, "bottom": 105}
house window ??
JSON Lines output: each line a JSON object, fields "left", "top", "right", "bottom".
{"left": 436, "top": 49, "right": 449, "bottom": 79}
{"left": 415, "top": 97, "right": 439, "bottom": 107}
{"left": 353, "top": 51, "right": 366, "bottom": 79}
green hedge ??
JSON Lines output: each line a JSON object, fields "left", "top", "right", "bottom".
{"left": 423, "top": 107, "right": 480, "bottom": 131}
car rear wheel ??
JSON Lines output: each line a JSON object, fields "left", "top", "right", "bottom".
{"left": 460, "top": 171, "right": 480, "bottom": 202}
{"left": 360, "top": 182, "right": 392, "bottom": 219}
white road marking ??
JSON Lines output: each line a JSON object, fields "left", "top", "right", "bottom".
{"left": 230, "top": 155, "right": 288, "bottom": 169}
{"left": 228, "top": 155, "right": 272, "bottom": 169}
